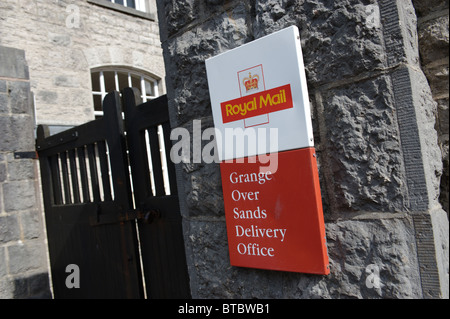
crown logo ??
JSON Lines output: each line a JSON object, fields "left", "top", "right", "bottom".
{"left": 243, "top": 72, "right": 259, "bottom": 92}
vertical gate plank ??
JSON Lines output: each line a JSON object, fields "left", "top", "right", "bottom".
{"left": 49, "top": 154, "right": 63, "bottom": 205}
{"left": 103, "top": 92, "right": 134, "bottom": 208}
{"left": 87, "top": 143, "right": 101, "bottom": 202}
{"left": 97, "top": 141, "right": 113, "bottom": 202}
{"left": 60, "top": 151, "right": 71, "bottom": 204}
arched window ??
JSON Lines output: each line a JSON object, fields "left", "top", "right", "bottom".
{"left": 91, "top": 67, "right": 159, "bottom": 118}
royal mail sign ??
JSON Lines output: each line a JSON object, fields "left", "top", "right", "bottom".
{"left": 206, "top": 26, "right": 315, "bottom": 161}
{"left": 221, "top": 84, "right": 293, "bottom": 124}
{"left": 206, "top": 26, "right": 330, "bottom": 275}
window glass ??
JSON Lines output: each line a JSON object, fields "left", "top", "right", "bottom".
{"left": 105, "top": 0, "right": 145, "bottom": 12}
{"left": 91, "top": 72, "right": 100, "bottom": 92}
{"left": 130, "top": 74, "right": 141, "bottom": 90}
{"left": 127, "top": 0, "right": 136, "bottom": 9}
{"left": 103, "top": 71, "right": 116, "bottom": 93}
{"left": 93, "top": 95, "right": 102, "bottom": 112}
{"left": 144, "top": 79, "right": 154, "bottom": 97}
{"left": 118, "top": 72, "right": 129, "bottom": 89}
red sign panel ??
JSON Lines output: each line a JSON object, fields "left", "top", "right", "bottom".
{"left": 220, "top": 84, "right": 293, "bottom": 124}
{"left": 220, "top": 148, "right": 330, "bottom": 275}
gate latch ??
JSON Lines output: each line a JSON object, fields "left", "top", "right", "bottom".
{"left": 91, "top": 206, "right": 161, "bottom": 226}
{"left": 120, "top": 209, "right": 160, "bottom": 224}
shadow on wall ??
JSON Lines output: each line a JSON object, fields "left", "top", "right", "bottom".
{"left": 13, "top": 273, "right": 52, "bottom": 299}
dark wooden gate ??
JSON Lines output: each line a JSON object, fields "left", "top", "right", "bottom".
{"left": 36, "top": 89, "right": 190, "bottom": 299}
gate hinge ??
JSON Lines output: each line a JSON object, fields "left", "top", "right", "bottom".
{"left": 14, "top": 151, "right": 38, "bottom": 159}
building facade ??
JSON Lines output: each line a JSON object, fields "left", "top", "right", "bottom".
{"left": 1, "top": 0, "right": 165, "bottom": 298}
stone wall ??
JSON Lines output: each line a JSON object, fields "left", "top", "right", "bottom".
{"left": 413, "top": 0, "right": 449, "bottom": 214}
{"left": 0, "top": 46, "right": 51, "bottom": 299}
{"left": 156, "top": 0, "right": 449, "bottom": 298}
{"left": 0, "top": 0, "right": 164, "bottom": 127}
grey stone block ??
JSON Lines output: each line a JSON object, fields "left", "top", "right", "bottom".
{"left": 160, "top": 0, "right": 197, "bottom": 37}
{"left": 418, "top": 16, "right": 449, "bottom": 63}
{"left": 0, "top": 247, "right": 7, "bottom": 277}
{"left": 2, "top": 181, "right": 36, "bottom": 212}
{"left": 0, "top": 80, "right": 7, "bottom": 93}
{"left": 408, "top": 67, "right": 443, "bottom": 208}
{"left": 424, "top": 63, "right": 449, "bottom": 99}
{"left": 0, "top": 215, "right": 21, "bottom": 244}
{"left": 183, "top": 161, "right": 224, "bottom": 218}
{"left": 48, "top": 33, "right": 71, "bottom": 46}
{"left": 7, "top": 159, "right": 35, "bottom": 181}
{"left": 0, "top": 46, "right": 29, "bottom": 79}
{"left": 53, "top": 75, "right": 79, "bottom": 88}
{"left": 36, "top": 90, "right": 58, "bottom": 104}
{"left": 0, "top": 93, "right": 9, "bottom": 114}
{"left": 321, "top": 75, "right": 406, "bottom": 212}
{"left": 413, "top": 0, "right": 448, "bottom": 16}
{"left": 10, "top": 272, "right": 51, "bottom": 299}
{"left": 8, "top": 81, "right": 31, "bottom": 115}
{"left": 20, "top": 210, "right": 42, "bottom": 240}
{"left": 7, "top": 241, "right": 47, "bottom": 275}
{"left": 0, "top": 115, "right": 35, "bottom": 152}
{"left": 0, "top": 278, "right": 14, "bottom": 299}
{"left": 27, "top": 272, "right": 52, "bottom": 299}
{"left": 0, "top": 162, "right": 6, "bottom": 182}
{"left": 325, "top": 217, "right": 422, "bottom": 298}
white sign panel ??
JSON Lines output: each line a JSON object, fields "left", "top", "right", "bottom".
{"left": 205, "top": 26, "right": 314, "bottom": 161}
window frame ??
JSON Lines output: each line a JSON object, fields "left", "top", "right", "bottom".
{"left": 87, "top": 0, "right": 155, "bottom": 20}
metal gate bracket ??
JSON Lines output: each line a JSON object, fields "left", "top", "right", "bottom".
{"left": 14, "top": 151, "right": 38, "bottom": 159}
{"left": 90, "top": 207, "right": 160, "bottom": 226}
